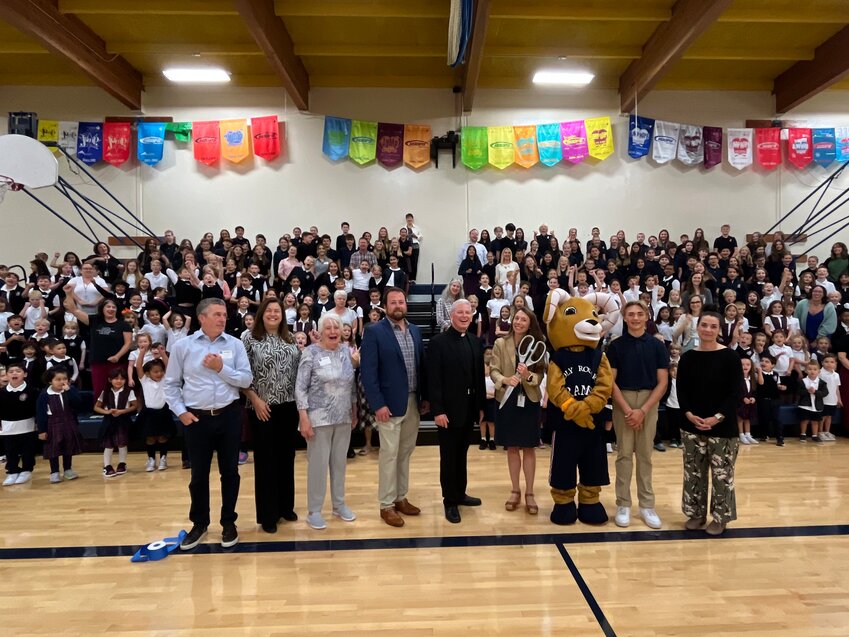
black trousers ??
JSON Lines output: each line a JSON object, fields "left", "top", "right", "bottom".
{"left": 4, "top": 432, "right": 37, "bottom": 474}
{"left": 251, "top": 401, "right": 299, "bottom": 525}
{"left": 185, "top": 402, "right": 241, "bottom": 527}
{"left": 438, "top": 423, "right": 473, "bottom": 505}
{"left": 409, "top": 247, "right": 420, "bottom": 281}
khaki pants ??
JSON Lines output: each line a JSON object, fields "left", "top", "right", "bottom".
{"left": 377, "top": 393, "right": 420, "bottom": 508}
{"left": 612, "top": 389, "right": 658, "bottom": 509}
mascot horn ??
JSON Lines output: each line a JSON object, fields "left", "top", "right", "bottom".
{"left": 544, "top": 288, "right": 620, "bottom": 525}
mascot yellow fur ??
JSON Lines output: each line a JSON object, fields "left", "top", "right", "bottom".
{"left": 544, "top": 288, "right": 619, "bottom": 525}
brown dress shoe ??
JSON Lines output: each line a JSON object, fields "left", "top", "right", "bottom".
{"left": 381, "top": 507, "right": 405, "bottom": 527}
{"left": 394, "top": 498, "right": 421, "bottom": 516}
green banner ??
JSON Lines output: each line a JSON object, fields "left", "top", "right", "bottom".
{"left": 348, "top": 120, "right": 378, "bottom": 165}
{"left": 461, "top": 126, "right": 488, "bottom": 170}
{"left": 166, "top": 122, "right": 192, "bottom": 142}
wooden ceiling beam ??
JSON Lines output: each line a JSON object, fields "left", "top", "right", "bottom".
{"left": 460, "top": 0, "right": 492, "bottom": 113}
{"left": 275, "top": 0, "right": 447, "bottom": 19}
{"left": 618, "top": 0, "right": 733, "bottom": 113}
{"left": 107, "top": 42, "right": 262, "bottom": 56}
{"left": 233, "top": 0, "right": 310, "bottom": 110}
{"left": 490, "top": 1, "right": 669, "bottom": 21}
{"left": 0, "top": 0, "right": 143, "bottom": 109}
{"left": 774, "top": 25, "right": 849, "bottom": 113}
{"left": 58, "top": 0, "right": 237, "bottom": 15}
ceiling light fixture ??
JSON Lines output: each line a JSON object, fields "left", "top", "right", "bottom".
{"left": 532, "top": 70, "right": 594, "bottom": 86}
{"left": 162, "top": 67, "right": 231, "bottom": 84}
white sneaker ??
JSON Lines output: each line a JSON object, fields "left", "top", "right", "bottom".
{"left": 2, "top": 474, "right": 17, "bottom": 486}
{"left": 145, "top": 457, "right": 156, "bottom": 472}
{"left": 639, "top": 507, "right": 662, "bottom": 529}
{"left": 823, "top": 432, "right": 836, "bottom": 441}
{"left": 739, "top": 433, "right": 750, "bottom": 444}
{"left": 15, "top": 471, "right": 32, "bottom": 484}
{"left": 606, "top": 442, "right": 613, "bottom": 454}
{"left": 158, "top": 456, "right": 168, "bottom": 471}
{"left": 614, "top": 506, "right": 630, "bottom": 527}
{"left": 746, "top": 433, "right": 759, "bottom": 445}
{"left": 49, "top": 472, "right": 61, "bottom": 484}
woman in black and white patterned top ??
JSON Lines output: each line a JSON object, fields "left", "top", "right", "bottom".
{"left": 242, "top": 297, "right": 301, "bottom": 534}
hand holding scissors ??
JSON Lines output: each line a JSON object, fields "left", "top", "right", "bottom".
{"left": 499, "top": 335, "right": 546, "bottom": 409}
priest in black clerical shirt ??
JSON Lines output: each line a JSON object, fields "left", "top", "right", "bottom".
{"left": 426, "top": 298, "right": 486, "bottom": 523}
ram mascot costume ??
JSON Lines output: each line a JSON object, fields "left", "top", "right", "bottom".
{"left": 544, "top": 288, "right": 620, "bottom": 525}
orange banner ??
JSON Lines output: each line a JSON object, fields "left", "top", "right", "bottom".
{"left": 513, "top": 125, "right": 538, "bottom": 168}
{"left": 220, "top": 119, "right": 250, "bottom": 163}
{"left": 403, "top": 124, "right": 431, "bottom": 169}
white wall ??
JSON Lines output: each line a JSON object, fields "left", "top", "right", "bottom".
{"left": 1, "top": 84, "right": 848, "bottom": 280}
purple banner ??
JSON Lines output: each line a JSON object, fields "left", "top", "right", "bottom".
{"left": 560, "top": 120, "right": 588, "bottom": 164}
{"left": 702, "top": 126, "right": 723, "bottom": 169}
{"left": 376, "top": 122, "right": 404, "bottom": 167}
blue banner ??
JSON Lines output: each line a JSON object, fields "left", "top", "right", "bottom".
{"left": 812, "top": 128, "right": 836, "bottom": 168}
{"left": 76, "top": 122, "right": 103, "bottom": 165}
{"left": 628, "top": 115, "right": 654, "bottom": 159}
{"left": 322, "top": 116, "right": 351, "bottom": 161}
{"left": 137, "top": 122, "right": 167, "bottom": 166}
{"left": 536, "top": 123, "right": 563, "bottom": 167}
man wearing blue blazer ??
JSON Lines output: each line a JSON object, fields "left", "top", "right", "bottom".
{"left": 360, "top": 286, "right": 428, "bottom": 527}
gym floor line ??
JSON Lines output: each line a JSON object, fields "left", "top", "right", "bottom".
{"left": 3, "top": 522, "right": 847, "bottom": 561}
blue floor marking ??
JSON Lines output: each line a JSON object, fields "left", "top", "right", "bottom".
{"left": 557, "top": 543, "right": 617, "bottom": 637}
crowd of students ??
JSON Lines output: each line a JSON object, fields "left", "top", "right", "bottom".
{"left": 449, "top": 223, "right": 849, "bottom": 450}
{"left": 0, "top": 217, "right": 846, "bottom": 487}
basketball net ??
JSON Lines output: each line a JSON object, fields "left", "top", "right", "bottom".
{"left": 0, "top": 176, "right": 23, "bottom": 203}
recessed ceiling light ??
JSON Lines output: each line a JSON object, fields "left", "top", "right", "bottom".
{"left": 532, "top": 70, "right": 594, "bottom": 86}
{"left": 162, "top": 67, "right": 231, "bottom": 83}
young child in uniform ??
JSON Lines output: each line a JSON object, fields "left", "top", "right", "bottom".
{"left": 36, "top": 368, "right": 84, "bottom": 483}
{"left": 136, "top": 345, "right": 173, "bottom": 471}
{"left": 94, "top": 369, "right": 137, "bottom": 477}
{"left": 818, "top": 354, "right": 842, "bottom": 442}
{"left": 797, "top": 360, "right": 828, "bottom": 443}
{"left": 737, "top": 358, "right": 762, "bottom": 444}
{"left": 481, "top": 347, "right": 496, "bottom": 450}
{"left": 0, "top": 362, "right": 38, "bottom": 485}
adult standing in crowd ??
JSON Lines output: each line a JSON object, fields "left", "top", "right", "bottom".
{"left": 436, "top": 278, "right": 464, "bottom": 332}
{"left": 796, "top": 285, "right": 837, "bottom": 343}
{"left": 404, "top": 214, "right": 422, "bottom": 282}
{"left": 84, "top": 241, "right": 123, "bottom": 283}
{"left": 676, "top": 310, "right": 744, "bottom": 536}
{"left": 67, "top": 263, "right": 109, "bottom": 316}
{"left": 428, "top": 299, "right": 486, "bottom": 524}
{"left": 489, "top": 307, "right": 545, "bottom": 515}
{"left": 242, "top": 297, "right": 301, "bottom": 534}
{"left": 164, "top": 298, "right": 253, "bottom": 550}
{"left": 608, "top": 301, "right": 669, "bottom": 530}
{"left": 360, "top": 287, "right": 427, "bottom": 527}
{"left": 295, "top": 313, "right": 358, "bottom": 530}
{"left": 63, "top": 293, "right": 131, "bottom": 397}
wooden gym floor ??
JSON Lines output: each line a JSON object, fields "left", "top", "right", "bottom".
{"left": 2, "top": 439, "right": 849, "bottom": 636}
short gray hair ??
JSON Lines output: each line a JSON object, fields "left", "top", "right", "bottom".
{"left": 197, "top": 298, "right": 226, "bottom": 316}
{"left": 448, "top": 299, "right": 471, "bottom": 315}
{"left": 333, "top": 290, "right": 348, "bottom": 302}
{"left": 317, "top": 312, "right": 343, "bottom": 333}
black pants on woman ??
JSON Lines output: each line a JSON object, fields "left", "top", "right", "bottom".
{"left": 251, "top": 401, "right": 299, "bottom": 525}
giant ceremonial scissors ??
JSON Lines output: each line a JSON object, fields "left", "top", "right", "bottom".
{"left": 498, "top": 335, "right": 546, "bottom": 409}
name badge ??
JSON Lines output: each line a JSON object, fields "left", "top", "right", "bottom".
{"left": 220, "top": 349, "right": 234, "bottom": 361}
{"left": 517, "top": 394, "right": 526, "bottom": 408}
{"left": 319, "top": 357, "right": 332, "bottom": 367}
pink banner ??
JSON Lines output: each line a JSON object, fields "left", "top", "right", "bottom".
{"left": 560, "top": 120, "right": 589, "bottom": 164}
{"left": 376, "top": 122, "right": 404, "bottom": 167}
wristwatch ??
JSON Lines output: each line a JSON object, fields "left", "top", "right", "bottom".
{"left": 713, "top": 413, "right": 725, "bottom": 422}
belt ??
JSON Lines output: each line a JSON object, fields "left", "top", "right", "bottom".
{"left": 187, "top": 401, "right": 236, "bottom": 417}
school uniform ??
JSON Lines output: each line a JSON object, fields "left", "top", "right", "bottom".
{"left": 0, "top": 383, "right": 38, "bottom": 479}
{"left": 820, "top": 369, "right": 842, "bottom": 420}
{"left": 36, "top": 386, "right": 84, "bottom": 469}
{"left": 757, "top": 371, "right": 783, "bottom": 442}
{"left": 45, "top": 356, "right": 79, "bottom": 383}
{"left": 98, "top": 387, "right": 136, "bottom": 449}
{"left": 139, "top": 375, "right": 175, "bottom": 439}
{"left": 797, "top": 376, "right": 828, "bottom": 422}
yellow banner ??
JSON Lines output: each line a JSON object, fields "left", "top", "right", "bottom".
{"left": 37, "top": 119, "right": 60, "bottom": 154}
{"left": 487, "top": 126, "right": 514, "bottom": 169}
{"left": 220, "top": 119, "right": 250, "bottom": 163}
{"left": 513, "top": 125, "right": 538, "bottom": 168}
{"left": 585, "top": 116, "right": 614, "bottom": 161}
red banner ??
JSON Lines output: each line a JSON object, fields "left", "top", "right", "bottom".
{"left": 102, "top": 122, "right": 131, "bottom": 166}
{"left": 787, "top": 128, "right": 813, "bottom": 169}
{"left": 754, "top": 128, "right": 781, "bottom": 170}
{"left": 193, "top": 120, "right": 220, "bottom": 166}
{"left": 251, "top": 115, "right": 281, "bottom": 161}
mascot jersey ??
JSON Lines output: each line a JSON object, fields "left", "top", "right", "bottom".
{"left": 552, "top": 346, "right": 606, "bottom": 430}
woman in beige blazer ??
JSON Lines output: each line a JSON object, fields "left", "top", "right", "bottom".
{"left": 490, "top": 307, "right": 547, "bottom": 514}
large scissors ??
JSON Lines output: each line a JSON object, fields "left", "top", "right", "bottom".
{"left": 499, "top": 335, "right": 547, "bottom": 408}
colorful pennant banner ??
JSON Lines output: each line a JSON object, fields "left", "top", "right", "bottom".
{"left": 813, "top": 128, "right": 836, "bottom": 168}
{"left": 58, "top": 122, "right": 78, "bottom": 156}
{"left": 628, "top": 115, "right": 654, "bottom": 159}
{"left": 513, "top": 125, "right": 538, "bottom": 168}
{"left": 836, "top": 126, "right": 849, "bottom": 162}
{"left": 220, "top": 119, "right": 249, "bottom": 163}
{"left": 37, "top": 119, "right": 59, "bottom": 154}
{"left": 377, "top": 122, "right": 404, "bottom": 167}
{"left": 193, "top": 121, "right": 220, "bottom": 166}
{"left": 787, "top": 128, "right": 813, "bottom": 169}
{"left": 403, "top": 124, "right": 431, "bottom": 169}
{"left": 487, "top": 126, "right": 514, "bottom": 169}
{"left": 536, "top": 123, "right": 562, "bottom": 166}
{"left": 561, "top": 120, "right": 588, "bottom": 164}
{"left": 652, "top": 120, "right": 679, "bottom": 164}
{"left": 103, "top": 121, "right": 131, "bottom": 166}
{"left": 702, "top": 126, "right": 723, "bottom": 169}
{"left": 137, "top": 122, "right": 165, "bottom": 166}
{"left": 461, "top": 126, "right": 488, "bottom": 170}
{"left": 251, "top": 116, "right": 281, "bottom": 161}
{"left": 349, "top": 120, "right": 377, "bottom": 165}
{"left": 754, "top": 127, "right": 781, "bottom": 170}
{"left": 76, "top": 122, "right": 103, "bottom": 165}
{"left": 586, "top": 117, "right": 613, "bottom": 161}
{"left": 677, "top": 124, "right": 703, "bottom": 167}
{"left": 323, "top": 117, "right": 351, "bottom": 161}
{"left": 727, "top": 128, "right": 753, "bottom": 171}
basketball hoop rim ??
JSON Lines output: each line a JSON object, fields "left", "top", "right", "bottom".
{"left": 0, "top": 175, "right": 23, "bottom": 191}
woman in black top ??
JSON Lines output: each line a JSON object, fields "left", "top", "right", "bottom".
{"left": 458, "top": 246, "right": 483, "bottom": 298}
{"left": 676, "top": 311, "right": 744, "bottom": 536}
{"left": 85, "top": 242, "right": 123, "bottom": 284}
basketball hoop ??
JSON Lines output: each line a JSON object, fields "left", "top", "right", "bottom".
{"left": 0, "top": 175, "right": 23, "bottom": 203}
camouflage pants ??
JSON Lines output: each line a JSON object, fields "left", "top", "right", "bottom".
{"left": 681, "top": 431, "right": 740, "bottom": 524}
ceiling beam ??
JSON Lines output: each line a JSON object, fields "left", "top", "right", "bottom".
{"left": 618, "top": 0, "right": 733, "bottom": 113}
{"left": 0, "top": 0, "right": 143, "bottom": 109}
{"left": 774, "top": 25, "right": 849, "bottom": 113}
{"left": 233, "top": 0, "right": 310, "bottom": 110}
{"left": 275, "top": 0, "right": 447, "bottom": 18}
{"left": 107, "top": 42, "right": 263, "bottom": 56}
{"left": 59, "top": 0, "right": 237, "bottom": 15}
{"left": 490, "top": 0, "right": 669, "bottom": 21}
{"left": 460, "top": 0, "right": 492, "bottom": 112}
